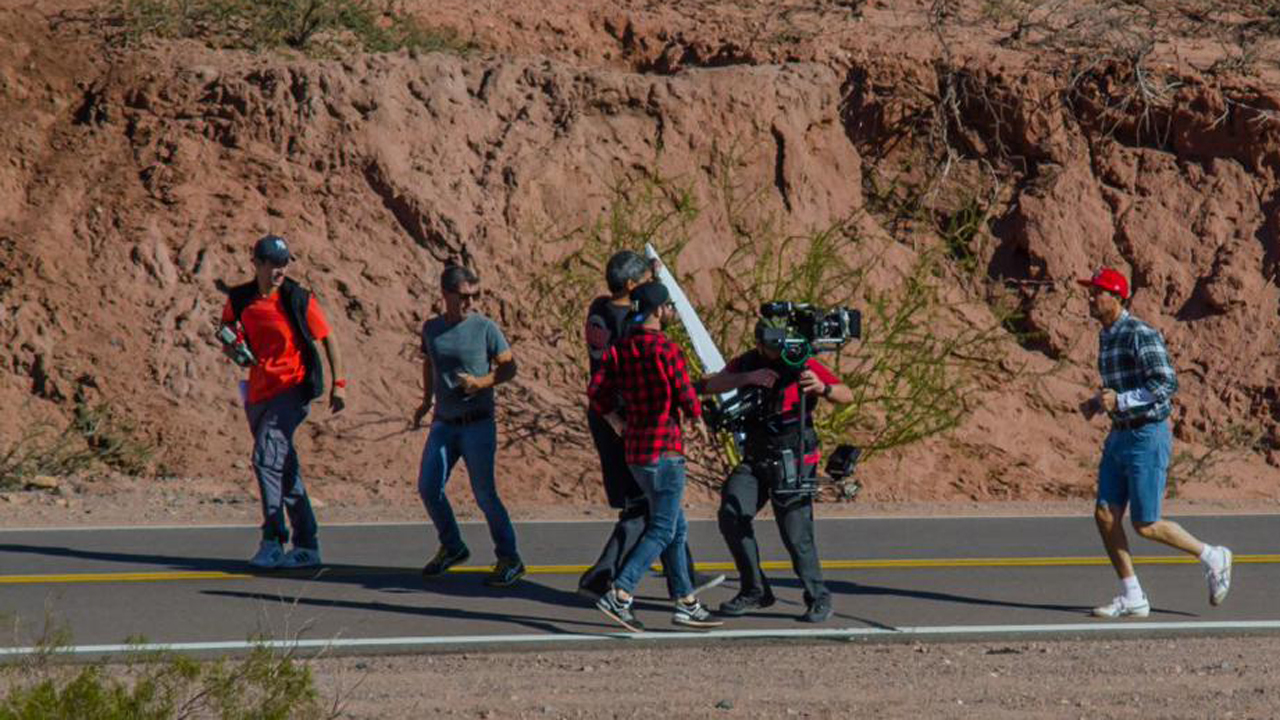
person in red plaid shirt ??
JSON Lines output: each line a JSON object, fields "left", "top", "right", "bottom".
{"left": 577, "top": 251, "right": 723, "bottom": 602}
{"left": 588, "top": 281, "right": 723, "bottom": 632}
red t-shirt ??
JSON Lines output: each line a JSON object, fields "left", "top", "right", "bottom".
{"left": 724, "top": 352, "right": 840, "bottom": 422}
{"left": 221, "top": 292, "right": 330, "bottom": 404}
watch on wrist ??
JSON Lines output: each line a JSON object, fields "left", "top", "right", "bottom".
{"left": 821, "top": 383, "right": 833, "bottom": 399}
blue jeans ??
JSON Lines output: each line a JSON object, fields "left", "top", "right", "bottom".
{"left": 418, "top": 418, "right": 519, "bottom": 560}
{"left": 244, "top": 386, "right": 318, "bottom": 549}
{"left": 1097, "top": 420, "right": 1172, "bottom": 524}
{"left": 614, "top": 456, "right": 693, "bottom": 598}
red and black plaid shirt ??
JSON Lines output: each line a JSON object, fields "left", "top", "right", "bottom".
{"left": 588, "top": 327, "right": 702, "bottom": 465}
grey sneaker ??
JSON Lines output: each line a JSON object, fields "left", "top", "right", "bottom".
{"left": 673, "top": 599, "right": 723, "bottom": 629}
{"left": 1091, "top": 595, "right": 1151, "bottom": 618}
{"left": 281, "top": 547, "right": 322, "bottom": 569}
{"left": 596, "top": 590, "right": 645, "bottom": 633}
{"left": 484, "top": 557, "right": 527, "bottom": 587}
{"left": 421, "top": 545, "right": 471, "bottom": 577}
{"left": 248, "top": 539, "right": 285, "bottom": 569}
{"left": 1206, "top": 546, "right": 1233, "bottom": 606}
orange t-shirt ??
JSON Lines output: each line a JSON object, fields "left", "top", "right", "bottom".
{"left": 220, "top": 291, "right": 331, "bottom": 404}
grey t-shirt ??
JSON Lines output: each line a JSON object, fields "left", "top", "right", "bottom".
{"left": 421, "top": 314, "right": 511, "bottom": 421}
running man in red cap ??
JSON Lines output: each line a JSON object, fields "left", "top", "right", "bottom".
{"left": 1077, "top": 267, "right": 1233, "bottom": 618}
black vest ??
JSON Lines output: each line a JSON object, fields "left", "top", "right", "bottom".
{"left": 226, "top": 278, "right": 325, "bottom": 402}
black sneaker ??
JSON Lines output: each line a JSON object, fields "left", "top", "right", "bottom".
{"left": 692, "top": 572, "right": 727, "bottom": 596}
{"left": 717, "top": 590, "right": 776, "bottom": 617}
{"left": 596, "top": 590, "right": 645, "bottom": 633}
{"left": 421, "top": 544, "right": 470, "bottom": 577}
{"left": 484, "top": 557, "right": 527, "bottom": 587}
{"left": 801, "top": 595, "right": 833, "bottom": 623}
{"left": 673, "top": 599, "right": 724, "bottom": 629}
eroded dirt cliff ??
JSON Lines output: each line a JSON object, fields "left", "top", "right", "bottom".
{"left": 4, "top": 0, "right": 1280, "bottom": 509}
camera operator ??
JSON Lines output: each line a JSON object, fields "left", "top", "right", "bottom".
{"left": 700, "top": 315, "right": 853, "bottom": 623}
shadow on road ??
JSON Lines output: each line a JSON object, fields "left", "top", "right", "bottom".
{"left": 202, "top": 586, "right": 619, "bottom": 635}
{"left": 777, "top": 577, "right": 1198, "bottom": 619}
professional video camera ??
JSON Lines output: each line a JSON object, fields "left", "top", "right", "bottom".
{"left": 757, "top": 301, "right": 861, "bottom": 365}
{"left": 704, "top": 300, "right": 861, "bottom": 433}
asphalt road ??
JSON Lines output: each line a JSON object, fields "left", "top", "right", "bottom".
{"left": 0, "top": 515, "right": 1276, "bottom": 655}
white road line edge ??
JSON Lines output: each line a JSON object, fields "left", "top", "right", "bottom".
{"left": 5, "top": 620, "right": 1280, "bottom": 657}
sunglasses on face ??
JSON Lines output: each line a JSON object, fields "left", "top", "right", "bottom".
{"left": 449, "top": 290, "right": 480, "bottom": 301}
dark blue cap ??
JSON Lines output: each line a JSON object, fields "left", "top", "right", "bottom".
{"left": 629, "top": 281, "right": 670, "bottom": 323}
{"left": 253, "top": 235, "right": 292, "bottom": 265}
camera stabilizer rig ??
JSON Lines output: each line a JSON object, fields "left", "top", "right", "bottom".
{"left": 703, "top": 301, "right": 864, "bottom": 498}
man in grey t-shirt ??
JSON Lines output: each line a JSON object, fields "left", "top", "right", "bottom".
{"left": 412, "top": 265, "right": 523, "bottom": 587}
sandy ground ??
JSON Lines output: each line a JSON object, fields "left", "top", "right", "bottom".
{"left": 306, "top": 637, "right": 1280, "bottom": 719}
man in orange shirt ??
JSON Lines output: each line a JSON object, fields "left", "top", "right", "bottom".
{"left": 219, "top": 235, "right": 347, "bottom": 569}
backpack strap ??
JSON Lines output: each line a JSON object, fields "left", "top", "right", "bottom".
{"left": 279, "top": 278, "right": 325, "bottom": 401}
{"left": 225, "top": 280, "right": 259, "bottom": 324}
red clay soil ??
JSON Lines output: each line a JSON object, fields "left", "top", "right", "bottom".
{"left": 3, "top": 0, "right": 1280, "bottom": 515}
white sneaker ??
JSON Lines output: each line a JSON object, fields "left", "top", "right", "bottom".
{"left": 1206, "top": 546, "right": 1233, "bottom": 606}
{"left": 1092, "top": 595, "right": 1150, "bottom": 618}
{"left": 281, "top": 547, "right": 323, "bottom": 569}
{"left": 248, "top": 539, "right": 285, "bottom": 569}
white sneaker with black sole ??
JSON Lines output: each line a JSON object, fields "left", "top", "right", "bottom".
{"left": 1091, "top": 594, "right": 1150, "bottom": 618}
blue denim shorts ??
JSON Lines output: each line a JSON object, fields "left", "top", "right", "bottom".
{"left": 1096, "top": 419, "right": 1172, "bottom": 523}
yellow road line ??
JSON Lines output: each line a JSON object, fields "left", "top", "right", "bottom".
{"left": 1, "top": 554, "right": 1277, "bottom": 585}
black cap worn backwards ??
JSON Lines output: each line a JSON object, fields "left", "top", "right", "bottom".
{"left": 628, "top": 280, "right": 670, "bottom": 324}
{"left": 253, "top": 234, "right": 292, "bottom": 266}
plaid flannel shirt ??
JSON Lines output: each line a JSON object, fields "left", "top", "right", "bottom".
{"left": 1097, "top": 311, "right": 1177, "bottom": 425}
{"left": 588, "top": 327, "right": 702, "bottom": 466}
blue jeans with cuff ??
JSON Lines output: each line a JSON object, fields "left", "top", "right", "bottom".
{"left": 614, "top": 455, "right": 693, "bottom": 599}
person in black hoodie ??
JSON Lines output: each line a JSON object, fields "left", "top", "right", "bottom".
{"left": 576, "top": 250, "right": 723, "bottom": 600}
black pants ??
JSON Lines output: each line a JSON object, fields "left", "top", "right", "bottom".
{"left": 579, "top": 410, "right": 699, "bottom": 598}
{"left": 718, "top": 462, "right": 828, "bottom": 604}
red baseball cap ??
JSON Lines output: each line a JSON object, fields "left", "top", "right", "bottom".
{"left": 1077, "top": 267, "right": 1129, "bottom": 300}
